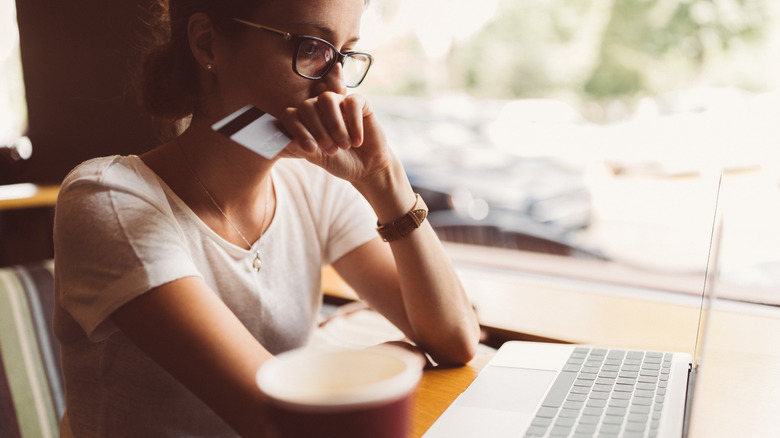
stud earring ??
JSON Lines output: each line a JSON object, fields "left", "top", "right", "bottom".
{"left": 205, "top": 63, "right": 213, "bottom": 70}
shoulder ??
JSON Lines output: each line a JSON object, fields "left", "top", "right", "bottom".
{"left": 62, "top": 155, "right": 154, "bottom": 189}
{"left": 59, "top": 155, "right": 166, "bottom": 206}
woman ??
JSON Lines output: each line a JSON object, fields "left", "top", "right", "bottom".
{"left": 53, "top": 0, "right": 480, "bottom": 436}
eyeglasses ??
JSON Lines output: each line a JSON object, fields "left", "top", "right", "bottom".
{"left": 233, "top": 18, "right": 374, "bottom": 88}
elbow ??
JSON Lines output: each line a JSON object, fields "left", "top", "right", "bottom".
{"left": 425, "top": 322, "right": 481, "bottom": 366}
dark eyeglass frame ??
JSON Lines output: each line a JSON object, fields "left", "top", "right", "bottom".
{"left": 232, "top": 18, "right": 374, "bottom": 88}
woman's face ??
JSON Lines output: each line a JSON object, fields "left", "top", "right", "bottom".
{"left": 212, "top": 0, "right": 366, "bottom": 118}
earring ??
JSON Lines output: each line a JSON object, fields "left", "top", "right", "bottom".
{"left": 205, "top": 63, "right": 213, "bottom": 71}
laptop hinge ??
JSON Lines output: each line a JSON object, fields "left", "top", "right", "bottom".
{"left": 681, "top": 364, "right": 697, "bottom": 438}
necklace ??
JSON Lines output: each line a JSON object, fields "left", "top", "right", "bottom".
{"left": 178, "top": 138, "right": 272, "bottom": 272}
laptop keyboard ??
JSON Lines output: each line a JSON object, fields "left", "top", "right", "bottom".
{"left": 526, "top": 347, "right": 673, "bottom": 438}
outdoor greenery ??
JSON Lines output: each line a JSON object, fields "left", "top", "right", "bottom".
{"left": 364, "top": 0, "right": 775, "bottom": 122}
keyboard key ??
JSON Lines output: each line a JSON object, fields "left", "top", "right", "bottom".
{"left": 626, "top": 421, "right": 647, "bottom": 432}
{"left": 606, "top": 407, "right": 628, "bottom": 417}
{"left": 542, "top": 371, "right": 578, "bottom": 408}
{"left": 638, "top": 374, "right": 659, "bottom": 383}
{"left": 524, "top": 426, "right": 547, "bottom": 437}
{"left": 586, "top": 398, "right": 607, "bottom": 408}
{"left": 632, "top": 397, "right": 652, "bottom": 406}
{"left": 567, "top": 393, "right": 587, "bottom": 402}
{"left": 535, "top": 406, "right": 558, "bottom": 418}
{"left": 574, "top": 379, "right": 594, "bottom": 387}
{"left": 600, "top": 423, "right": 621, "bottom": 434}
{"left": 559, "top": 408, "right": 580, "bottom": 418}
{"left": 630, "top": 405, "right": 651, "bottom": 414}
{"left": 571, "top": 386, "right": 590, "bottom": 394}
{"left": 628, "top": 413, "right": 649, "bottom": 423}
{"left": 563, "top": 400, "right": 584, "bottom": 410}
{"left": 634, "top": 389, "right": 655, "bottom": 398}
{"left": 602, "top": 415, "right": 624, "bottom": 425}
{"left": 583, "top": 406, "right": 603, "bottom": 417}
{"left": 589, "top": 391, "right": 609, "bottom": 400}
{"left": 531, "top": 416, "right": 552, "bottom": 427}
{"left": 550, "top": 426, "right": 572, "bottom": 436}
{"left": 575, "top": 423, "right": 598, "bottom": 434}
{"left": 608, "top": 398, "right": 629, "bottom": 408}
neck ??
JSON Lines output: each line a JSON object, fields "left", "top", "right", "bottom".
{"left": 178, "top": 118, "right": 276, "bottom": 212}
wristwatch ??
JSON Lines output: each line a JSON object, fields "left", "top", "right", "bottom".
{"left": 376, "top": 193, "right": 428, "bottom": 242}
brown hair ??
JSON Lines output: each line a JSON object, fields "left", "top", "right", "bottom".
{"left": 138, "top": 0, "right": 370, "bottom": 138}
{"left": 137, "top": 0, "right": 256, "bottom": 136}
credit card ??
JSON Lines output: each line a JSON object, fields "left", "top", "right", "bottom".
{"left": 211, "top": 105, "right": 291, "bottom": 159}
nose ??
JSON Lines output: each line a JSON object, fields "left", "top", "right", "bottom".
{"left": 316, "top": 61, "right": 347, "bottom": 95}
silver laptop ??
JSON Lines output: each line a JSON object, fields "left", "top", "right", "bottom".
{"left": 424, "top": 177, "right": 723, "bottom": 438}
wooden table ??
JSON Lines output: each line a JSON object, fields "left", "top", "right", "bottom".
{"left": 0, "top": 183, "right": 59, "bottom": 210}
{"left": 324, "top": 249, "right": 780, "bottom": 438}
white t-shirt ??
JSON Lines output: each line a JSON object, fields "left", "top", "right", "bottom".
{"left": 53, "top": 155, "right": 377, "bottom": 437}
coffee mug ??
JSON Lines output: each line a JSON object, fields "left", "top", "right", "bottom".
{"left": 256, "top": 346, "right": 423, "bottom": 438}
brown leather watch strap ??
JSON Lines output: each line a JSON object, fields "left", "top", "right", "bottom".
{"left": 376, "top": 193, "right": 428, "bottom": 242}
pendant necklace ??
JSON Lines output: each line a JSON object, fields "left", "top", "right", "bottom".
{"left": 178, "top": 138, "right": 271, "bottom": 272}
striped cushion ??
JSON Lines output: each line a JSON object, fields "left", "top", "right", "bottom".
{"left": 0, "top": 261, "right": 63, "bottom": 438}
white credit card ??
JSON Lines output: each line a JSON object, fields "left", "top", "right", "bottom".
{"left": 211, "top": 105, "right": 291, "bottom": 159}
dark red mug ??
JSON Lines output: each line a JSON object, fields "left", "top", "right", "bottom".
{"left": 256, "top": 347, "right": 422, "bottom": 438}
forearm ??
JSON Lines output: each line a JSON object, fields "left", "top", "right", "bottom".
{"left": 352, "top": 161, "right": 481, "bottom": 365}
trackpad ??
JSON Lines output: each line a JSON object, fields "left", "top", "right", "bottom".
{"left": 456, "top": 366, "right": 557, "bottom": 412}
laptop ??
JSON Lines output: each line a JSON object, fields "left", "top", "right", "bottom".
{"left": 424, "top": 176, "right": 724, "bottom": 438}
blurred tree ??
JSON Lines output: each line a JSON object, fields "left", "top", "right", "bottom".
{"left": 422, "top": 0, "right": 771, "bottom": 116}
{"left": 584, "top": 0, "right": 768, "bottom": 102}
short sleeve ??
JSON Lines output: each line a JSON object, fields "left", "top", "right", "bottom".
{"left": 314, "top": 168, "right": 378, "bottom": 264}
{"left": 54, "top": 157, "right": 201, "bottom": 341}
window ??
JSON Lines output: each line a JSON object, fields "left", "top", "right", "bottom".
{"left": 0, "top": 0, "right": 30, "bottom": 163}
{"left": 360, "top": 0, "right": 780, "bottom": 306}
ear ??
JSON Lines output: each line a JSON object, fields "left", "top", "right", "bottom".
{"left": 188, "top": 12, "right": 217, "bottom": 71}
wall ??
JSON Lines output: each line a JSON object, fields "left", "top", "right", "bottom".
{"left": 2, "top": 0, "right": 158, "bottom": 266}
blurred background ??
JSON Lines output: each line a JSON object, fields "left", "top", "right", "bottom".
{"left": 2, "top": 0, "right": 779, "bottom": 305}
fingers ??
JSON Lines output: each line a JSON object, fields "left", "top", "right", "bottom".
{"left": 280, "top": 93, "right": 367, "bottom": 156}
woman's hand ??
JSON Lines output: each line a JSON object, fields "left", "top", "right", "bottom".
{"left": 277, "top": 92, "right": 395, "bottom": 185}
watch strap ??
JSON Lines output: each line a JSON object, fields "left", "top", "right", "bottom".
{"left": 376, "top": 193, "right": 428, "bottom": 242}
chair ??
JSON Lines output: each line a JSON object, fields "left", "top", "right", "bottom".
{"left": 0, "top": 260, "right": 63, "bottom": 438}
